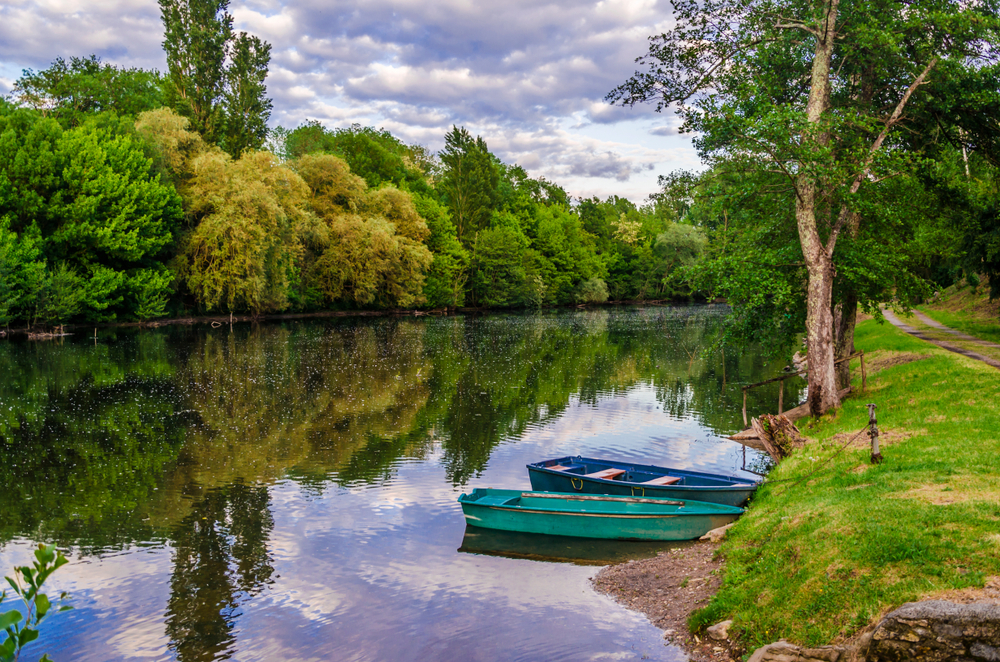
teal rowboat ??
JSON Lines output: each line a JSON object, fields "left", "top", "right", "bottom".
{"left": 457, "top": 488, "right": 742, "bottom": 541}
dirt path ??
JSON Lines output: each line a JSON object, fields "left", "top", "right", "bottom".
{"left": 882, "top": 309, "right": 1000, "bottom": 370}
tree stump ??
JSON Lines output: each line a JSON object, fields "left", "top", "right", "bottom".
{"left": 750, "top": 414, "right": 806, "bottom": 462}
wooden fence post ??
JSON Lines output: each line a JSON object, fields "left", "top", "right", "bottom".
{"left": 867, "top": 403, "right": 882, "bottom": 464}
{"left": 742, "top": 388, "right": 748, "bottom": 428}
{"left": 777, "top": 380, "right": 784, "bottom": 415}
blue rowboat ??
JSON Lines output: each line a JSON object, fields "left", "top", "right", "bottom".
{"left": 527, "top": 455, "right": 760, "bottom": 507}
{"left": 457, "top": 488, "right": 743, "bottom": 541}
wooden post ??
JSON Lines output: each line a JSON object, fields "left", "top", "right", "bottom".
{"left": 742, "top": 388, "right": 748, "bottom": 428}
{"left": 721, "top": 348, "right": 726, "bottom": 391}
{"left": 860, "top": 351, "right": 867, "bottom": 391}
{"left": 867, "top": 403, "right": 882, "bottom": 464}
{"left": 777, "top": 379, "right": 784, "bottom": 415}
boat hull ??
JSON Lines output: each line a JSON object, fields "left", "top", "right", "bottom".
{"left": 527, "top": 456, "right": 759, "bottom": 507}
{"left": 458, "top": 489, "right": 742, "bottom": 541}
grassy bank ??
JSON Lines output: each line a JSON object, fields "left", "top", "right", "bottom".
{"left": 692, "top": 317, "right": 1000, "bottom": 651}
{"left": 919, "top": 281, "right": 1000, "bottom": 344}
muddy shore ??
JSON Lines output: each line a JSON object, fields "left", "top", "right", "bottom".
{"left": 592, "top": 541, "right": 742, "bottom": 662}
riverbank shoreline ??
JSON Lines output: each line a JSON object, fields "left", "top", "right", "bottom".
{"left": 592, "top": 541, "right": 743, "bottom": 662}
{"left": 595, "top": 312, "right": 1000, "bottom": 658}
{"left": 0, "top": 297, "right": 723, "bottom": 337}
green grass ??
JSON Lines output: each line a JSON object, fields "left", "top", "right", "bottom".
{"left": 692, "top": 318, "right": 1000, "bottom": 651}
{"left": 918, "top": 282, "right": 1000, "bottom": 345}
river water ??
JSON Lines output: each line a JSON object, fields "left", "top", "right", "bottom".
{"left": 0, "top": 306, "right": 800, "bottom": 661}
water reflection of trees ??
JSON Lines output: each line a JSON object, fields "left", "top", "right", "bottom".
{"left": 0, "top": 309, "right": 802, "bottom": 547}
{"left": 0, "top": 331, "right": 188, "bottom": 549}
{"left": 165, "top": 480, "right": 274, "bottom": 662}
{"left": 0, "top": 308, "right": 803, "bottom": 662}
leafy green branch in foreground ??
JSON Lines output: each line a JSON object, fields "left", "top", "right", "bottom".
{"left": 0, "top": 544, "right": 71, "bottom": 662}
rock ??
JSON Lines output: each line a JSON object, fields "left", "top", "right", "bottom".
{"left": 868, "top": 600, "right": 1000, "bottom": 662}
{"left": 746, "top": 641, "right": 844, "bottom": 662}
{"left": 708, "top": 620, "right": 733, "bottom": 641}
{"left": 701, "top": 523, "right": 735, "bottom": 542}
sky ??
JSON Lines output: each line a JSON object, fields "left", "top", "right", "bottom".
{"left": 0, "top": 0, "right": 703, "bottom": 203}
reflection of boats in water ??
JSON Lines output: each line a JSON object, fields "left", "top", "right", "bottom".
{"left": 458, "top": 524, "right": 688, "bottom": 566}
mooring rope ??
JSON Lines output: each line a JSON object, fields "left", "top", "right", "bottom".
{"left": 763, "top": 423, "right": 872, "bottom": 498}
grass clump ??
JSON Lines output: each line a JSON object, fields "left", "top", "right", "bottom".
{"left": 691, "top": 318, "right": 1000, "bottom": 651}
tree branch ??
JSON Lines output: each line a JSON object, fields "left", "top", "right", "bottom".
{"left": 829, "top": 57, "right": 938, "bottom": 247}
{"left": 774, "top": 21, "right": 818, "bottom": 35}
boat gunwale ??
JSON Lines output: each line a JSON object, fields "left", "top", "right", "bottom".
{"left": 458, "top": 489, "right": 745, "bottom": 516}
{"left": 527, "top": 455, "right": 762, "bottom": 491}
{"left": 466, "top": 505, "right": 683, "bottom": 519}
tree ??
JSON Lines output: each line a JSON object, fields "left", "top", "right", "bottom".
{"left": 290, "top": 154, "right": 433, "bottom": 309}
{"left": 413, "top": 193, "right": 468, "bottom": 308}
{"left": 609, "top": 0, "right": 1000, "bottom": 414}
{"left": 34, "top": 262, "right": 84, "bottom": 327}
{"left": 135, "top": 107, "right": 209, "bottom": 187}
{"left": 439, "top": 126, "right": 499, "bottom": 242}
{"left": 159, "top": 0, "right": 272, "bottom": 155}
{"left": 285, "top": 122, "right": 435, "bottom": 193}
{"left": 0, "top": 219, "right": 45, "bottom": 327}
{"left": 222, "top": 33, "right": 272, "bottom": 158}
{"left": 177, "top": 150, "right": 313, "bottom": 314}
{"left": 159, "top": 0, "right": 232, "bottom": 143}
{"left": 0, "top": 110, "right": 182, "bottom": 323}
{"left": 12, "top": 55, "right": 165, "bottom": 127}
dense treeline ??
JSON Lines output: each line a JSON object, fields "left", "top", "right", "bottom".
{"left": 2, "top": 0, "right": 997, "bottom": 335}
{"left": 0, "top": 95, "right": 703, "bottom": 327}
{"left": 0, "top": 0, "right": 708, "bottom": 328}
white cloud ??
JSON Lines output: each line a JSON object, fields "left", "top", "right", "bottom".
{"left": 0, "top": 0, "right": 701, "bottom": 202}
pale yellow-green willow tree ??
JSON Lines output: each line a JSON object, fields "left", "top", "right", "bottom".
{"left": 136, "top": 109, "right": 433, "bottom": 314}
{"left": 179, "top": 149, "right": 316, "bottom": 314}
{"left": 139, "top": 108, "right": 316, "bottom": 314}
{"left": 293, "top": 154, "right": 432, "bottom": 308}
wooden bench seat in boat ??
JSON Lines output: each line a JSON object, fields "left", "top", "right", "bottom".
{"left": 641, "top": 475, "right": 682, "bottom": 486}
{"left": 584, "top": 468, "right": 626, "bottom": 480}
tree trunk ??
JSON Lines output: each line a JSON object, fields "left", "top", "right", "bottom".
{"left": 797, "top": 0, "right": 841, "bottom": 417}
{"left": 833, "top": 294, "right": 857, "bottom": 390}
{"left": 799, "top": 209, "right": 841, "bottom": 417}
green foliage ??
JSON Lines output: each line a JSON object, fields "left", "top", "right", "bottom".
{"left": 177, "top": 149, "right": 312, "bottom": 314}
{"left": 576, "top": 277, "right": 609, "bottom": 304}
{"left": 932, "top": 159, "right": 1000, "bottom": 301}
{"left": 293, "top": 154, "right": 433, "bottom": 308}
{"left": 130, "top": 268, "right": 174, "bottom": 321}
{"left": 34, "top": 263, "right": 84, "bottom": 327}
{"left": 286, "top": 122, "right": 435, "bottom": 194}
{"left": 414, "top": 193, "right": 468, "bottom": 308}
{"left": 12, "top": 55, "right": 165, "bottom": 128}
{"left": 159, "top": 0, "right": 272, "bottom": 155}
{"left": 439, "top": 126, "right": 499, "bottom": 242}
{"left": 222, "top": 32, "right": 272, "bottom": 158}
{"left": 135, "top": 107, "right": 209, "bottom": 187}
{"left": 0, "top": 219, "right": 45, "bottom": 327}
{"left": 468, "top": 226, "right": 528, "bottom": 307}
{"left": 0, "top": 110, "right": 181, "bottom": 324}
{"left": 609, "top": 0, "right": 1000, "bottom": 395}
{"left": 159, "top": 0, "right": 232, "bottom": 142}
{"left": 0, "top": 544, "right": 71, "bottom": 662}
